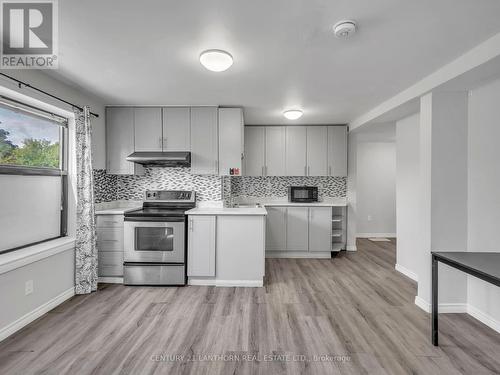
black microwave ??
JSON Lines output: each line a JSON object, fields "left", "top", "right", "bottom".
{"left": 288, "top": 186, "right": 319, "bottom": 203}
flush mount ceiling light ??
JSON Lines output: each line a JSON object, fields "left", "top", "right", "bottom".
{"left": 333, "top": 20, "right": 357, "bottom": 38}
{"left": 199, "top": 49, "right": 233, "bottom": 72}
{"left": 283, "top": 109, "right": 303, "bottom": 120}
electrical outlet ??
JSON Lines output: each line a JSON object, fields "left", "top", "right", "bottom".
{"left": 25, "top": 280, "right": 34, "bottom": 295}
{"left": 367, "top": 215, "right": 372, "bottom": 221}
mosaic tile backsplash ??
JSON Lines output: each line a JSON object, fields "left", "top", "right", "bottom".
{"left": 230, "top": 176, "right": 346, "bottom": 198}
{"left": 93, "top": 168, "right": 346, "bottom": 203}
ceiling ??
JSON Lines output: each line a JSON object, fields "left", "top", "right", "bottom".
{"left": 49, "top": 0, "right": 500, "bottom": 125}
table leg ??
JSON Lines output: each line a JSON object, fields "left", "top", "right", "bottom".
{"left": 432, "top": 255, "right": 438, "bottom": 346}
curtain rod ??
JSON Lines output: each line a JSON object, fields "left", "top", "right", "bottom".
{"left": 0, "top": 72, "right": 99, "bottom": 118}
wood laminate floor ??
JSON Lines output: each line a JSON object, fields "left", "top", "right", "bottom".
{"left": 1, "top": 239, "right": 500, "bottom": 374}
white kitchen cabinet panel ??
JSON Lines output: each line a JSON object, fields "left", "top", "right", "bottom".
{"left": 187, "top": 215, "right": 216, "bottom": 277}
{"left": 307, "top": 126, "right": 328, "bottom": 176}
{"left": 219, "top": 107, "right": 244, "bottom": 176}
{"left": 265, "top": 207, "right": 286, "bottom": 251}
{"left": 106, "top": 107, "right": 143, "bottom": 175}
{"left": 134, "top": 107, "right": 162, "bottom": 152}
{"left": 286, "top": 207, "right": 309, "bottom": 251}
{"left": 190, "top": 107, "right": 218, "bottom": 174}
{"left": 308, "top": 207, "right": 332, "bottom": 252}
{"left": 162, "top": 107, "right": 190, "bottom": 151}
{"left": 244, "top": 126, "right": 265, "bottom": 176}
{"left": 328, "top": 126, "right": 347, "bottom": 177}
{"left": 285, "top": 126, "right": 307, "bottom": 176}
{"left": 265, "top": 126, "right": 286, "bottom": 176}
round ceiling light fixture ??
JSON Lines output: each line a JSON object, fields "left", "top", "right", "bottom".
{"left": 283, "top": 109, "right": 303, "bottom": 120}
{"left": 333, "top": 20, "right": 357, "bottom": 38}
{"left": 199, "top": 49, "right": 233, "bottom": 72}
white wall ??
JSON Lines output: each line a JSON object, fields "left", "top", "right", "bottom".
{"left": 356, "top": 141, "right": 396, "bottom": 236}
{"left": 0, "top": 71, "right": 106, "bottom": 168}
{"left": 467, "top": 78, "right": 500, "bottom": 327}
{"left": 0, "top": 248, "right": 75, "bottom": 340}
{"left": 395, "top": 113, "right": 420, "bottom": 280}
{"left": 417, "top": 92, "right": 468, "bottom": 309}
{"left": 346, "top": 132, "right": 357, "bottom": 250}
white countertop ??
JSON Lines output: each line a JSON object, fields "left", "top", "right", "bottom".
{"left": 234, "top": 197, "right": 348, "bottom": 207}
{"left": 186, "top": 207, "right": 267, "bottom": 216}
{"left": 95, "top": 200, "right": 143, "bottom": 215}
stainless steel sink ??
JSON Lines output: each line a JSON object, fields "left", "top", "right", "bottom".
{"left": 229, "top": 203, "right": 262, "bottom": 208}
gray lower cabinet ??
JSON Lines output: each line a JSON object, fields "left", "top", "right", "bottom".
{"left": 265, "top": 206, "right": 341, "bottom": 253}
{"left": 286, "top": 207, "right": 309, "bottom": 251}
{"left": 265, "top": 207, "right": 286, "bottom": 250}
{"left": 187, "top": 216, "right": 216, "bottom": 276}
{"left": 96, "top": 214, "right": 124, "bottom": 277}
{"left": 308, "top": 207, "right": 332, "bottom": 252}
{"left": 190, "top": 107, "right": 218, "bottom": 174}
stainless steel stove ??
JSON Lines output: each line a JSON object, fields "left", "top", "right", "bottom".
{"left": 123, "top": 190, "right": 196, "bottom": 286}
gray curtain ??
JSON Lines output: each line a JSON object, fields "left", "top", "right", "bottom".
{"left": 75, "top": 106, "right": 98, "bottom": 294}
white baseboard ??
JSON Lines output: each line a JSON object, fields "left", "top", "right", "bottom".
{"left": 414, "top": 296, "right": 467, "bottom": 313}
{"left": 266, "top": 251, "right": 331, "bottom": 259}
{"left": 0, "top": 287, "right": 75, "bottom": 342}
{"left": 346, "top": 245, "right": 357, "bottom": 251}
{"left": 357, "top": 233, "right": 396, "bottom": 238}
{"left": 98, "top": 277, "right": 123, "bottom": 284}
{"left": 466, "top": 304, "right": 500, "bottom": 333}
{"left": 413, "top": 297, "right": 499, "bottom": 333}
{"left": 414, "top": 296, "right": 431, "bottom": 313}
{"left": 395, "top": 264, "right": 418, "bottom": 282}
{"left": 188, "top": 278, "right": 263, "bottom": 287}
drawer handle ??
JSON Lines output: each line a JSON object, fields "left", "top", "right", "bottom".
{"left": 103, "top": 221, "right": 118, "bottom": 224}
{"left": 100, "top": 239, "right": 119, "bottom": 242}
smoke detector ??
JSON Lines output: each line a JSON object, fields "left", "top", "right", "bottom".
{"left": 333, "top": 20, "right": 357, "bottom": 38}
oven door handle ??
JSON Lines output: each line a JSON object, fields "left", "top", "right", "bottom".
{"left": 124, "top": 217, "right": 185, "bottom": 222}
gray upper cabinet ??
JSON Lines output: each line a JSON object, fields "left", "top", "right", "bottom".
{"left": 244, "top": 126, "right": 265, "bottom": 176}
{"left": 285, "top": 126, "right": 307, "bottom": 176}
{"left": 308, "top": 207, "right": 332, "bottom": 252}
{"left": 307, "top": 126, "right": 328, "bottom": 176}
{"left": 286, "top": 207, "right": 309, "bottom": 251}
{"left": 328, "top": 126, "right": 347, "bottom": 176}
{"left": 134, "top": 107, "right": 162, "bottom": 152}
{"left": 106, "top": 107, "right": 141, "bottom": 175}
{"left": 265, "top": 207, "right": 287, "bottom": 251}
{"left": 219, "top": 107, "right": 244, "bottom": 176}
{"left": 190, "top": 107, "right": 218, "bottom": 175}
{"left": 265, "top": 126, "right": 286, "bottom": 176}
{"left": 162, "top": 107, "right": 190, "bottom": 151}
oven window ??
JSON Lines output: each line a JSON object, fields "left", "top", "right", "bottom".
{"left": 135, "top": 227, "right": 174, "bottom": 251}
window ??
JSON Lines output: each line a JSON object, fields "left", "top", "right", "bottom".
{"left": 0, "top": 97, "right": 68, "bottom": 254}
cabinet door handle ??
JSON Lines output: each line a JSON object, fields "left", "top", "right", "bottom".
{"left": 304, "top": 166, "right": 307, "bottom": 176}
{"left": 329, "top": 166, "right": 332, "bottom": 176}
{"left": 308, "top": 166, "right": 310, "bottom": 176}
{"left": 262, "top": 166, "right": 265, "bottom": 176}
{"left": 158, "top": 137, "right": 162, "bottom": 148}
{"left": 189, "top": 218, "right": 193, "bottom": 231}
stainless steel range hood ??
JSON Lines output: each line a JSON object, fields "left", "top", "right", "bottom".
{"left": 126, "top": 151, "right": 191, "bottom": 167}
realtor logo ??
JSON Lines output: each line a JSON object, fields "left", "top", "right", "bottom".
{"left": 0, "top": 0, "right": 58, "bottom": 69}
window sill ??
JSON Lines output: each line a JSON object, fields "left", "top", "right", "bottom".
{"left": 0, "top": 237, "right": 75, "bottom": 275}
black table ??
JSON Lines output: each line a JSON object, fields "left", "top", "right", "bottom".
{"left": 431, "top": 251, "right": 500, "bottom": 346}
